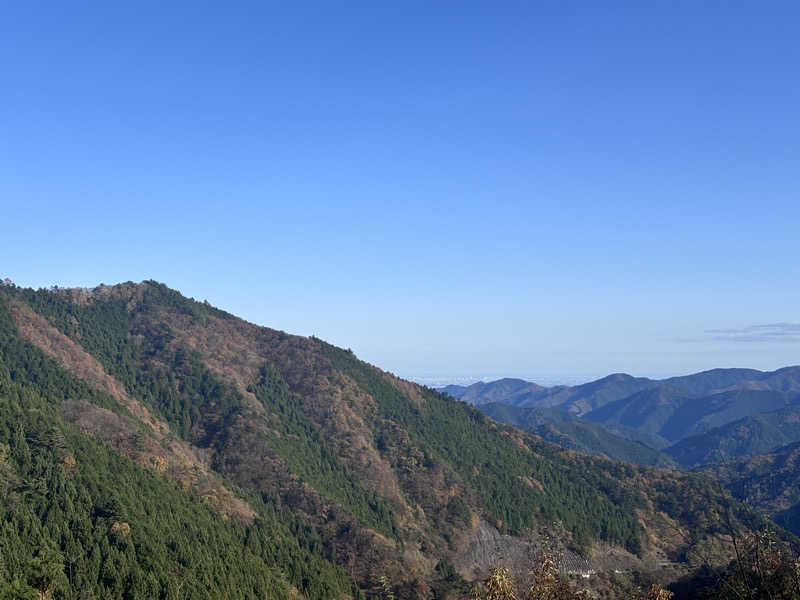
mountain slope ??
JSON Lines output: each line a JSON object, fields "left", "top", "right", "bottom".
{"left": 0, "top": 280, "right": 788, "bottom": 597}
{"left": 583, "top": 386, "right": 686, "bottom": 442}
{"left": 585, "top": 387, "right": 800, "bottom": 445}
{"left": 0, "top": 291, "right": 359, "bottom": 599}
{"left": 533, "top": 421, "right": 677, "bottom": 468}
{"left": 700, "top": 441, "right": 800, "bottom": 536}
{"left": 479, "top": 403, "right": 677, "bottom": 467}
{"left": 667, "top": 406, "right": 800, "bottom": 466}
{"left": 476, "top": 402, "right": 577, "bottom": 427}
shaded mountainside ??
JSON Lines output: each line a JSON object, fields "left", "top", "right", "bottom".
{"left": 586, "top": 388, "right": 800, "bottom": 447}
{"left": 476, "top": 403, "right": 577, "bottom": 428}
{"left": 583, "top": 386, "right": 686, "bottom": 445}
{"left": 0, "top": 280, "right": 790, "bottom": 598}
{"left": 700, "top": 441, "right": 800, "bottom": 536}
{"left": 667, "top": 405, "right": 800, "bottom": 466}
{"left": 479, "top": 403, "right": 677, "bottom": 467}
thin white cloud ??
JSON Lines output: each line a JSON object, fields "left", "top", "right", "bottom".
{"left": 702, "top": 323, "right": 800, "bottom": 343}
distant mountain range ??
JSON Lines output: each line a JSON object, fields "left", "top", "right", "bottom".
{"left": 442, "top": 373, "right": 657, "bottom": 414}
{"left": 443, "top": 368, "right": 800, "bottom": 415}
{"left": 443, "top": 369, "right": 800, "bottom": 460}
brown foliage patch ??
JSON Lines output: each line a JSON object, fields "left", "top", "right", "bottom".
{"left": 9, "top": 299, "right": 167, "bottom": 434}
{"left": 160, "top": 309, "right": 412, "bottom": 513}
{"left": 60, "top": 400, "right": 256, "bottom": 524}
{"left": 383, "top": 372, "right": 426, "bottom": 408}
{"left": 10, "top": 297, "right": 258, "bottom": 521}
{"left": 213, "top": 421, "right": 405, "bottom": 583}
{"left": 110, "top": 521, "right": 131, "bottom": 538}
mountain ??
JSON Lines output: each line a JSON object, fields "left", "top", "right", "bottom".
{"left": 667, "top": 405, "right": 800, "bottom": 466}
{"left": 533, "top": 421, "right": 678, "bottom": 468}
{"left": 444, "top": 374, "right": 657, "bottom": 413}
{"left": 440, "top": 378, "right": 553, "bottom": 406}
{"left": 540, "top": 374, "right": 661, "bottom": 414}
{"left": 667, "top": 366, "right": 800, "bottom": 395}
{"left": 583, "top": 386, "right": 685, "bottom": 443}
{"left": 0, "top": 280, "right": 788, "bottom": 598}
{"left": 0, "top": 288, "right": 358, "bottom": 599}
{"left": 585, "top": 388, "right": 800, "bottom": 446}
{"left": 661, "top": 368, "right": 769, "bottom": 395}
{"left": 479, "top": 403, "right": 677, "bottom": 467}
{"left": 700, "top": 441, "right": 800, "bottom": 536}
{"left": 443, "top": 368, "right": 800, "bottom": 420}
{"left": 476, "top": 402, "right": 577, "bottom": 427}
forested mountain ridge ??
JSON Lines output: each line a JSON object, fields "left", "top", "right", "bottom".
{"left": 444, "top": 374, "right": 657, "bottom": 413}
{"left": 446, "top": 368, "right": 800, "bottom": 417}
{"left": 667, "top": 405, "right": 800, "bottom": 466}
{"left": 478, "top": 403, "right": 677, "bottom": 467}
{"left": 700, "top": 441, "right": 800, "bottom": 536}
{"left": 0, "top": 280, "right": 788, "bottom": 598}
{"left": 585, "top": 388, "right": 800, "bottom": 447}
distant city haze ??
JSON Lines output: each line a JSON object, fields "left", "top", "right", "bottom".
{"left": 2, "top": 3, "right": 798, "bottom": 377}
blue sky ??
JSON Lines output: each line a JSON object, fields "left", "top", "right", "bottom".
{"left": 2, "top": 2, "right": 799, "bottom": 383}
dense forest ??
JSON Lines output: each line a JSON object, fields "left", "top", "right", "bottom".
{"left": 0, "top": 280, "right": 793, "bottom": 598}
{"left": 0, "top": 291, "right": 361, "bottom": 599}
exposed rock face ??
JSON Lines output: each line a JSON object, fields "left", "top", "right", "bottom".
{"left": 455, "top": 520, "right": 594, "bottom": 580}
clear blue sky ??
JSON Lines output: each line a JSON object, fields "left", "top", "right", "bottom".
{"left": 2, "top": 2, "right": 799, "bottom": 383}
